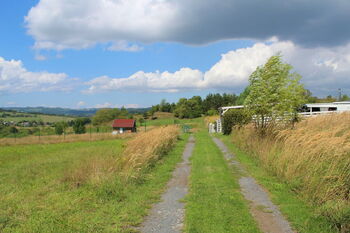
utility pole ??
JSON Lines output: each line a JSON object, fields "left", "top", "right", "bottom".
{"left": 338, "top": 88, "right": 342, "bottom": 101}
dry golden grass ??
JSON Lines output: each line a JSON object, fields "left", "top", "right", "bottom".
{"left": 0, "top": 132, "right": 133, "bottom": 146}
{"left": 232, "top": 113, "right": 350, "bottom": 231}
{"left": 120, "top": 125, "right": 180, "bottom": 176}
{"left": 65, "top": 125, "right": 180, "bottom": 186}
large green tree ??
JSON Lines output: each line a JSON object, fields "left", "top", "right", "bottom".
{"left": 244, "top": 54, "right": 306, "bottom": 133}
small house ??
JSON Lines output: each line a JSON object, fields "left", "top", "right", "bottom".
{"left": 112, "top": 119, "right": 137, "bottom": 134}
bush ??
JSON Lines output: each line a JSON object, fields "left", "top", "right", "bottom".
{"left": 54, "top": 123, "right": 64, "bottom": 135}
{"left": 73, "top": 119, "right": 86, "bottom": 134}
{"left": 222, "top": 109, "right": 250, "bottom": 135}
{"left": 206, "top": 109, "right": 218, "bottom": 116}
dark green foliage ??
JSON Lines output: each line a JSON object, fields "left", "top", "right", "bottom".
{"left": 54, "top": 121, "right": 68, "bottom": 135}
{"left": 206, "top": 109, "right": 218, "bottom": 116}
{"left": 236, "top": 87, "right": 250, "bottom": 105}
{"left": 150, "top": 93, "right": 243, "bottom": 118}
{"left": 73, "top": 119, "right": 87, "bottom": 134}
{"left": 222, "top": 109, "right": 251, "bottom": 135}
{"left": 202, "top": 93, "right": 237, "bottom": 113}
{"left": 174, "top": 96, "right": 203, "bottom": 119}
{"left": 54, "top": 123, "right": 64, "bottom": 135}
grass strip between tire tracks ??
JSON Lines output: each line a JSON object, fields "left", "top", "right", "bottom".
{"left": 185, "top": 129, "right": 260, "bottom": 233}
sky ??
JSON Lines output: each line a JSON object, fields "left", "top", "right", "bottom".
{"left": 1, "top": 0, "right": 350, "bottom": 108}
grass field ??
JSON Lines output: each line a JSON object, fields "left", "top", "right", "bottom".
{"left": 0, "top": 132, "right": 132, "bottom": 146}
{"left": 185, "top": 129, "right": 260, "bottom": 233}
{"left": 0, "top": 129, "right": 189, "bottom": 232}
{"left": 0, "top": 111, "right": 75, "bottom": 123}
{"left": 218, "top": 135, "right": 339, "bottom": 233}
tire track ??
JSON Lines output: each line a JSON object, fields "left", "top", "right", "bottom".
{"left": 212, "top": 137, "right": 295, "bottom": 233}
{"left": 138, "top": 136, "right": 195, "bottom": 233}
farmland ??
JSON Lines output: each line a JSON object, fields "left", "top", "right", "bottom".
{"left": 0, "top": 110, "right": 75, "bottom": 123}
{"left": 0, "top": 103, "right": 348, "bottom": 233}
{"left": 0, "top": 126, "right": 189, "bottom": 232}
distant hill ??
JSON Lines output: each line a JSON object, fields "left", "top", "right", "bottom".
{"left": 2, "top": 107, "right": 151, "bottom": 117}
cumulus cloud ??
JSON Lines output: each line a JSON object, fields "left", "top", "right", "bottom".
{"left": 84, "top": 40, "right": 350, "bottom": 95}
{"left": 85, "top": 68, "right": 205, "bottom": 93}
{"left": 95, "top": 102, "right": 114, "bottom": 108}
{"left": 0, "top": 57, "right": 74, "bottom": 93}
{"left": 77, "top": 101, "right": 86, "bottom": 107}
{"left": 26, "top": 0, "right": 350, "bottom": 51}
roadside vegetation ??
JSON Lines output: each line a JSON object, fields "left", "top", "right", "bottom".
{"left": 230, "top": 114, "right": 350, "bottom": 232}
{"left": 0, "top": 126, "right": 187, "bottom": 232}
{"left": 219, "top": 134, "right": 338, "bottom": 233}
{"left": 185, "top": 129, "right": 260, "bottom": 233}
{"left": 219, "top": 54, "right": 349, "bottom": 232}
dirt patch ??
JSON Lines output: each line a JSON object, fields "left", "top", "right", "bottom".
{"left": 212, "top": 137, "right": 295, "bottom": 233}
{"left": 138, "top": 136, "right": 195, "bottom": 233}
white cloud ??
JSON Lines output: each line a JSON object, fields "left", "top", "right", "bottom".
{"left": 77, "top": 101, "right": 86, "bottom": 107}
{"left": 6, "top": 101, "right": 16, "bottom": 106}
{"left": 124, "top": 104, "right": 140, "bottom": 108}
{"left": 84, "top": 40, "right": 350, "bottom": 95}
{"left": 34, "top": 54, "right": 47, "bottom": 61}
{"left": 85, "top": 68, "right": 204, "bottom": 93}
{"left": 26, "top": 0, "right": 350, "bottom": 51}
{"left": 95, "top": 102, "right": 113, "bottom": 108}
{"left": 0, "top": 56, "right": 74, "bottom": 93}
{"left": 107, "top": 41, "right": 143, "bottom": 52}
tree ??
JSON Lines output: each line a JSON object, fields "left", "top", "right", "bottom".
{"left": 54, "top": 121, "right": 68, "bottom": 135}
{"left": 174, "top": 96, "right": 202, "bottom": 119}
{"left": 244, "top": 54, "right": 306, "bottom": 134}
{"left": 73, "top": 118, "right": 86, "bottom": 134}
{"left": 54, "top": 123, "right": 64, "bottom": 135}
{"left": 143, "top": 112, "right": 149, "bottom": 119}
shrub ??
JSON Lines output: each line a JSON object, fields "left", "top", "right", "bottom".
{"left": 73, "top": 119, "right": 86, "bottom": 134}
{"left": 222, "top": 109, "right": 250, "bottom": 135}
{"left": 54, "top": 123, "right": 64, "bottom": 135}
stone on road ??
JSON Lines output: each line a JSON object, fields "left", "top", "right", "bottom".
{"left": 139, "top": 136, "right": 195, "bottom": 233}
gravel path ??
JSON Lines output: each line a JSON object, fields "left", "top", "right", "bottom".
{"left": 139, "top": 136, "right": 195, "bottom": 233}
{"left": 212, "top": 137, "right": 295, "bottom": 233}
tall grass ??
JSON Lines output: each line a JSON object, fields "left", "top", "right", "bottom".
{"left": 65, "top": 125, "right": 180, "bottom": 186}
{"left": 232, "top": 113, "right": 350, "bottom": 232}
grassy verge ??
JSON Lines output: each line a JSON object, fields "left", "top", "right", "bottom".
{"left": 218, "top": 134, "right": 338, "bottom": 233}
{"left": 0, "top": 133, "right": 190, "bottom": 232}
{"left": 185, "top": 130, "right": 260, "bottom": 233}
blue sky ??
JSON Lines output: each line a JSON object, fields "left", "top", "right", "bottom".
{"left": 1, "top": 0, "right": 350, "bottom": 108}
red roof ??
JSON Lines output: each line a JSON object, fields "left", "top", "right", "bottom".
{"left": 112, "top": 119, "right": 135, "bottom": 128}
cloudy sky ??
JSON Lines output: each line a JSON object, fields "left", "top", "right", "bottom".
{"left": 1, "top": 0, "right": 350, "bottom": 108}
